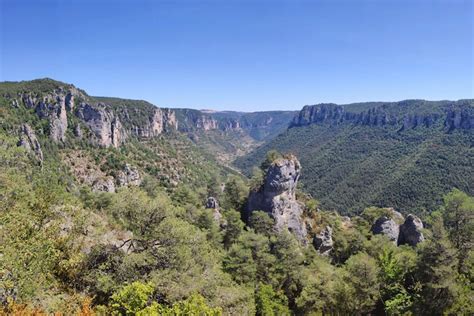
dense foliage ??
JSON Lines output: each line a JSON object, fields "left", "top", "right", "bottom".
{"left": 1, "top": 131, "right": 473, "bottom": 314}
{"left": 0, "top": 80, "right": 472, "bottom": 315}
{"left": 236, "top": 117, "right": 474, "bottom": 216}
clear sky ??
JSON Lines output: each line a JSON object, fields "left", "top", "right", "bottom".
{"left": 1, "top": 0, "right": 473, "bottom": 111}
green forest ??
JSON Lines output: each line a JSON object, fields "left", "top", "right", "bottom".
{"left": 1, "top": 134, "right": 473, "bottom": 315}
{"left": 0, "top": 80, "right": 473, "bottom": 315}
{"left": 235, "top": 107, "right": 474, "bottom": 216}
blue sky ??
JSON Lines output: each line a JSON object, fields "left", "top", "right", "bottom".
{"left": 1, "top": 0, "right": 472, "bottom": 111}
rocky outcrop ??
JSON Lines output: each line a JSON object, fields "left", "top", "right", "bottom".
{"left": 371, "top": 216, "right": 400, "bottom": 243}
{"left": 399, "top": 113, "right": 441, "bottom": 131}
{"left": 17, "top": 124, "right": 43, "bottom": 165}
{"left": 35, "top": 95, "right": 68, "bottom": 142}
{"left": 291, "top": 104, "right": 346, "bottom": 126}
{"left": 75, "top": 102, "right": 126, "bottom": 148}
{"left": 206, "top": 196, "right": 219, "bottom": 209}
{"left": 150, "top": 109, "right": 164, "bottom": 135}
{"left": 371, "top": 210, "right": 424, "bottom": 246}
{"left": 313, "top": 226, "right": 333, "bottom": 255}
{"left": 131, "top": 108, "right": 164, "bottom": 138}
{"left": 398, "top": 214, "right": 425, "bottom": 246}
{"left": 7, "top": 81, "right": 183, "bottom": 150}
{"left": 221, "top": 119, "right": 241, "bottom": 131}
{"left": 205, "top": 197, "right": 223, "bottom": 224}
{"left": 247, "top": 155, "right": 307, "bottom": 242}
{"left": 291, "top": 104, "right": 400, "bottom": 128}
{"left": 196, "top": 116, "right": 219, "bottom": 131}
{"left": 22, "top": 94, "right": 38, "bottom": 108}
{"left": 116, "top": 164, "right": 141, "bottom": 187}
{"left": 19, "top": 87, "right": 83, "bottom": 142}
{"left": 162, "top": 108, "right": 178, "bottom": 131}
{"left": 65, "top": 89, "right": 77, "bottom": 111}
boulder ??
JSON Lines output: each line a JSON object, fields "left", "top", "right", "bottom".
{"left": 206, "top": 197, "right": 219, "bottom": 209}
{"left": 398, "top": 214, "right": 425, "bottom": 246}
{"left": 205, "top": 197, "right": 224, "bottom": 224}
{"left": 371, "top": 216, "right": 400, "bottom": 243}
{"left": 248, "top": 155, "right": 307, "bottom": 242}
{"left": 313, "top": 226, "right": 333, "bottom": 255}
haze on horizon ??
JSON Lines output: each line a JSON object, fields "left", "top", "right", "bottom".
{"left": 1, "top": 0, "right": 473, "bottom": 111}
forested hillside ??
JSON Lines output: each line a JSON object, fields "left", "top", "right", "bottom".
{"left": 236, "top": 100, "right": 474, "bottom": 215}
{"left": 0, "top": 79, "right": 472, "bottom": 315}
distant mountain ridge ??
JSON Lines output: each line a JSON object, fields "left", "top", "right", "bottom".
{"left": 0, "top": 78, "right": 295, "bottom": 147}
{"left": 291, "top": 100, "right": 473, "bottom": 131}
{"left": 236, "top": 99, "right": 474, "bottom": 215}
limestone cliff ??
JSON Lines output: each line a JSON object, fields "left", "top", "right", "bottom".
{"left": 9, "top": 81, "right": 180, "bottom": 148}
{"left": 29, "top": 87, "right": 82, "bottom": 142}
{"left": 290, "top": 100, "right": 473, "bottom": 132}
{"left": 75, "top": 102, "right": 126, "bottom": 148}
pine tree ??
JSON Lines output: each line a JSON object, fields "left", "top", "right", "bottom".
{"left": 414, "top": 216, "right": 458, "bottom": 315}
{"left": 441, "top": 189, "right": 474, "bottom": 274}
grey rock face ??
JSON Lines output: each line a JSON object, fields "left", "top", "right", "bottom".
{"left": 313, "top": 226, "right": 333, "bottom": 255}
{"left": 222, "top": 119, "right": 241, "bottom": 131}
{"left": 400, "top": 113, "right": 441, "bottom": 131}
{"left": 150, "top": 108, "right": 164, "bottom": 135}
{"left": 22, "top": 94, "right": 37, "bottom": 108}
{"left": 163, "top": 109, "right": 178, "bottom": 131}
{"left": 76, "top": 102, "right": 125, "bottom": 148}
{"left": 444, "top": 107, "right": 473, "bottom": 131}
{"left": 117, "top": 164, "right": 141, "bottom": 187}
{"left": 65, "top": 90, "right": 76, "bottom": 111}
{"left": 398, "top": 214, "right": 425, "bottom": 246}
{"left": 248, "top": 155, "right": 307, "bottom": 242}
{"left": 291, "top": 104, "right": 346, "bottom": 126}
{"left": 130, "top": 108, "right": 178, "bottom": 138}
{"left": 17, "top": 124, "right": 43, "bottom": 164}
{"left": 371, "top": 216, "right": 400, "bottom": 243}
{"left": 291, "top": 101, "right": 473, "bottom": 132}
{"left": 35, "top": 95, "right": 68, "bottom": 142}
{"left": 131, "top": 108, "right": 164, "bottom": 138}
